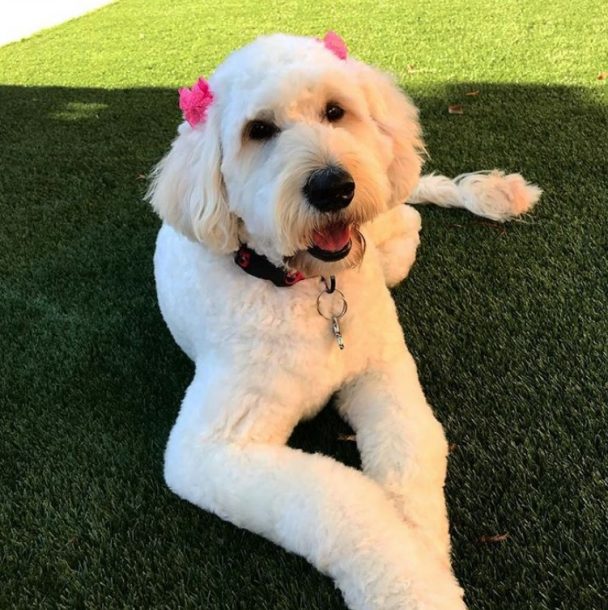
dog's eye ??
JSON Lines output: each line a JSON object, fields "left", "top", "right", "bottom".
{"left": 247, "top": 120, "right": 280, "bottom": 141}
{"left": 325, "top": 103, "right": 345, "bottom": 123}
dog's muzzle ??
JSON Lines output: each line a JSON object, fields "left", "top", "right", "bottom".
{"left": 302, "top": 166, "right": 356, "bottom": 262}
{"left": 303, "top": 166, "right": 355, "bottom": 213}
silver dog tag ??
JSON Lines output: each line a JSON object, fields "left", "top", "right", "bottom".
{"left": 317, "top": 276, "right": 348, "bottom": 350}
{"left": 332, "top": 317, "right": 345, "bottom": 350}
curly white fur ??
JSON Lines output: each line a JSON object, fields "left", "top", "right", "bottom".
{"left": 148, "top": 32, "right": 541, "bottom": 610}
{"left": 408, "top": 170, "right": 542, "bottom": 221}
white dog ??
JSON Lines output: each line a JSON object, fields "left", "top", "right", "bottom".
{"left": 148, "top": 33, "right": 540, "bottom": 610}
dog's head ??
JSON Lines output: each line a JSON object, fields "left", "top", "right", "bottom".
{"left": 149, "top": 33, "right": 424, "bottom": 275}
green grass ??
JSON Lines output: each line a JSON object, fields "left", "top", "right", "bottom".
{"left": 1, "top": 1, "right": 607, "bottom": 608}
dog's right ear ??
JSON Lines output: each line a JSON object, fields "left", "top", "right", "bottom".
{"left": 147, "top": 107, "right": 239, "bottom": 252}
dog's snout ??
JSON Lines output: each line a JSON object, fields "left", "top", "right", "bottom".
{"left": 303, "top": 166, "right": 355, "bottom": 212}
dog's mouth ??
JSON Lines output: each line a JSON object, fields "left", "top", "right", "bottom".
{"left": 286, "top": 222, "right": 365, "bottom": 276}
{"left": 308, "top": 223, "right": 352, "bottom": 262}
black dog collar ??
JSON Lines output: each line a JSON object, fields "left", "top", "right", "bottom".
{"left": 234, "top": 244, "right": 305, "bottom": 287}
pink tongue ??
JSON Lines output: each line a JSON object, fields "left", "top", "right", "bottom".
{"left": 312, "top": 224, "right": 351, "bottom": 252}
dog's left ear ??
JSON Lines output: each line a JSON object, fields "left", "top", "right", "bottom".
{"left": 355, "top": 63, "right": 425, "bottom": 206}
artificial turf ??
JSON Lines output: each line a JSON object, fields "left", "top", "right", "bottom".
{"left": 0, "top": 1, "right": 606, "bottom": 608}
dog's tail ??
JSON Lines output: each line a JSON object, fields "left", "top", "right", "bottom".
{"left": 407, "top": 170, "right": 542, "bottom": 222}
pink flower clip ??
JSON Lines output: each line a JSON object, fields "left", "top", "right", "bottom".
{"left": 321, "top": 31, "right": 348, "bottom": 60}
{"left": 178, "top": 77, "right": 214, "bottom": 127}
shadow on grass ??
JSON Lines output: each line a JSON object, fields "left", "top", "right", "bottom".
{"left": 0, "top": 83, "right": 606, "bottom": 610}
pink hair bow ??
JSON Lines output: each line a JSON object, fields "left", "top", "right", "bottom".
{"left": 321, "top": 31, "right": 348, "bottom": 60}
{"left": 178, "top": 77, "right": 214, "bottom": 127}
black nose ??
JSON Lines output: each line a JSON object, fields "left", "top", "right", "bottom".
{"left": 303, "top": 166, "right": 355, "bottom": 212}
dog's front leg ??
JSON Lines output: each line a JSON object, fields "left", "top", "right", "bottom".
{"left": 337, "top": 349, "right": 453, "bottom": 566}
{"left": 165, "top": 368, "right": 465, "bottom": 610}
